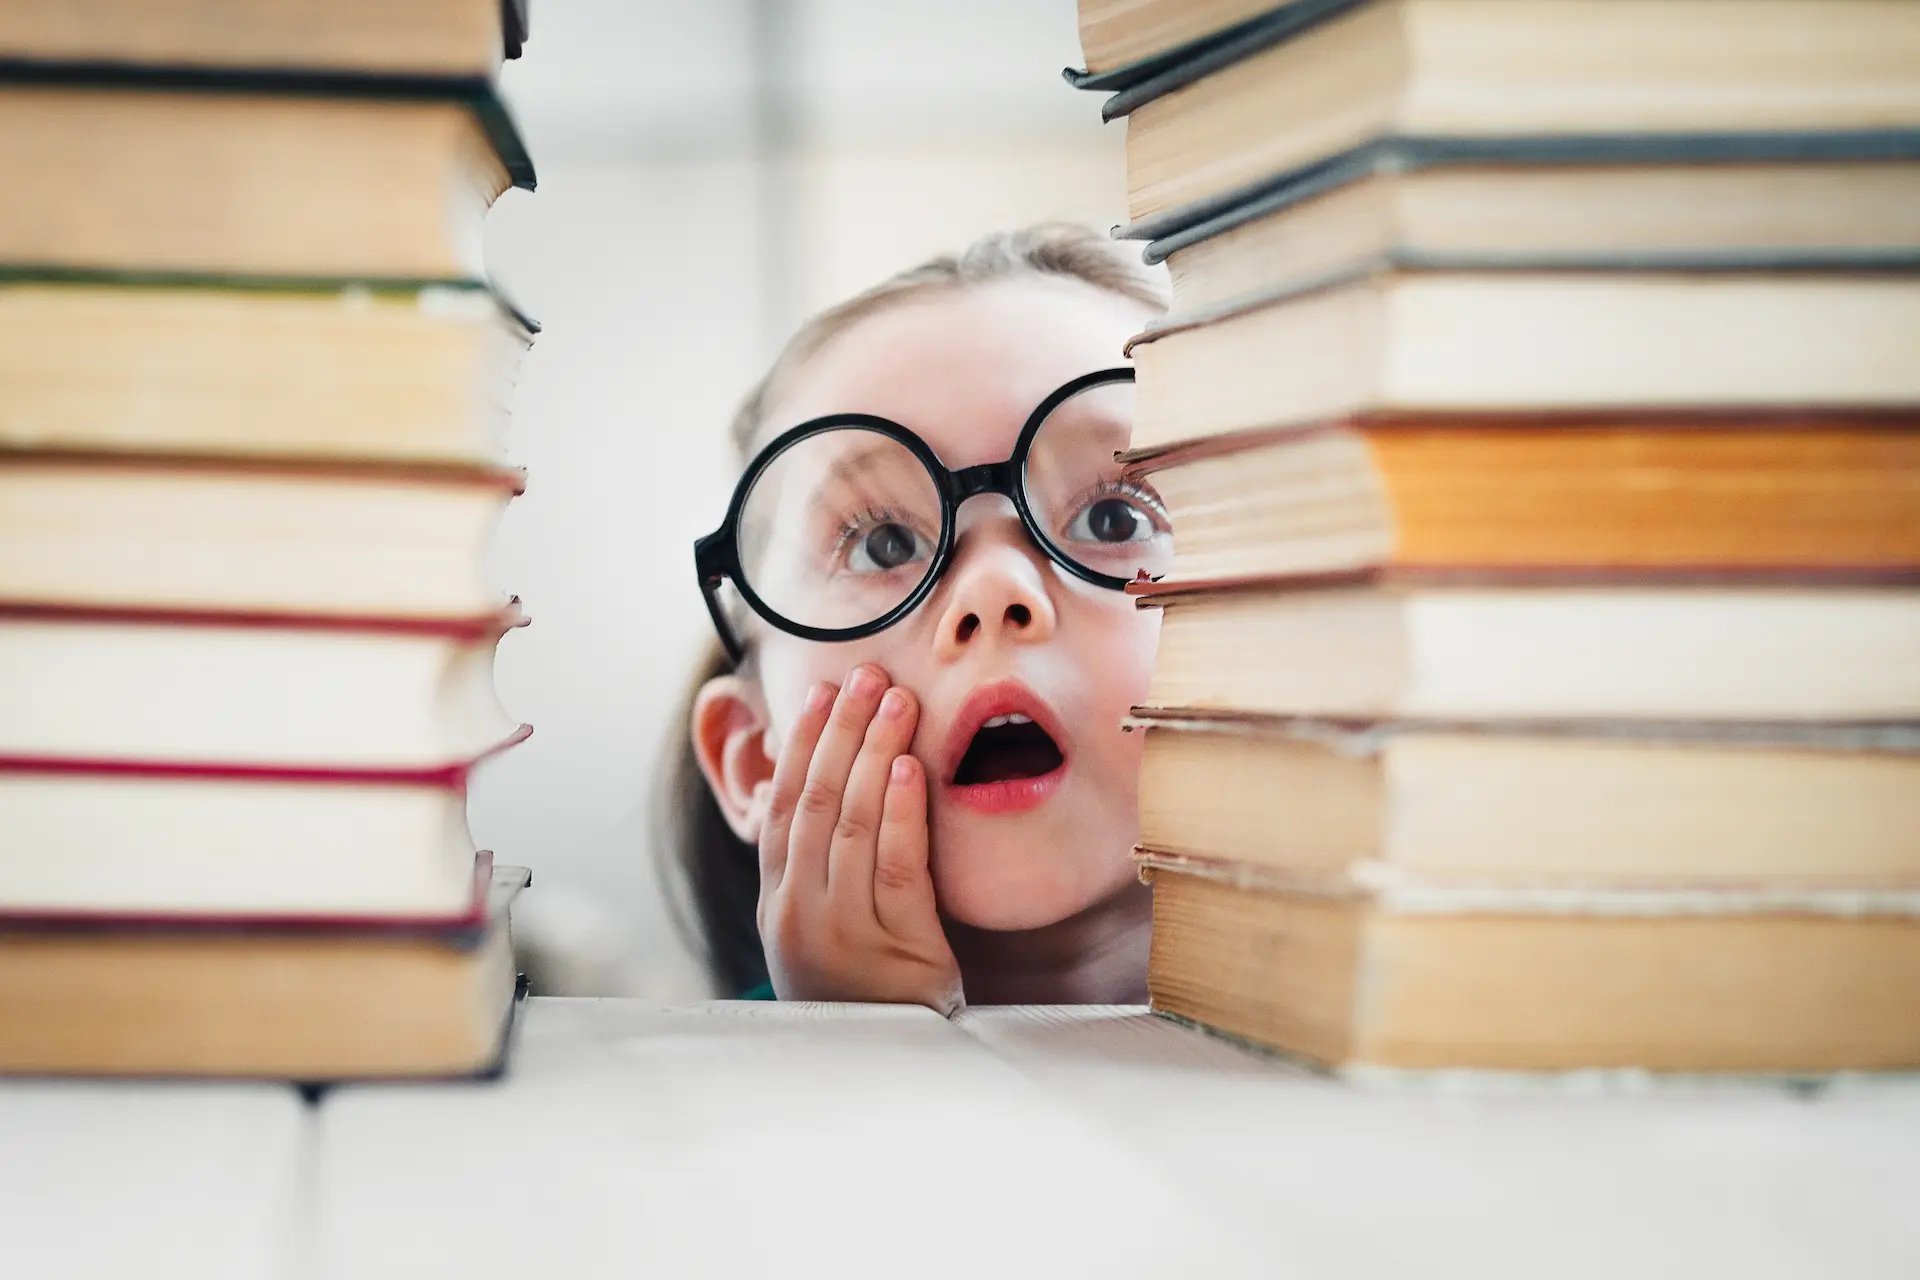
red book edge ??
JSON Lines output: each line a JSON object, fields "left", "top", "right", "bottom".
{"left": 0, "top": 852, "right": 530, "bottom": 942}
{"left": 0, "top": 447, "right": 528, "bottom": 494}
{"left": 0, "top": 723, "right": 533, "bottom": 789}
{"left": 0, "top": 597, "right": 531, "bottom": 639}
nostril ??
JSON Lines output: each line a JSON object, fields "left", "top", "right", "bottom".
{"left": 1007, "top": 604, "right": 1031, "bottom": 627}
{"left": 956, "top": 614, "right": 979, "bottom": 642}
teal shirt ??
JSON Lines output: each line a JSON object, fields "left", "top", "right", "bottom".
{"left": 740, "top": 979, "right": 775, "bottom": 1001}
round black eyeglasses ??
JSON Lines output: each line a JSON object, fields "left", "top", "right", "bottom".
{"left": 692, "top": 367, "right": 1164, "bottom": 663}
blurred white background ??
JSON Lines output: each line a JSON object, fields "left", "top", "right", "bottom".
{"left": 474, "top": 1, "right": 1126, "bottom": 995}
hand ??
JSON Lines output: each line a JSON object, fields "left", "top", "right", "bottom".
{"left": 755, "top": 663, "right": 963, "bottom": 1015}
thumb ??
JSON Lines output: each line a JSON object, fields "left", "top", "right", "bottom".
{"left": 872, "top": 755, "right": 941, "bottom": 940}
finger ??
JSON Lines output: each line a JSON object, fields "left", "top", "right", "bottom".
{"left": 827, "top": 684, "right": 920, "bottom": 912}
{"left": 758, "top": 679, "right": 835, "bottom": 896}
{"left": 873, "top": 754, "right": 939, "bottom": 940}
{"left": 787, "top": 664, "right": 890, "bottom": 894}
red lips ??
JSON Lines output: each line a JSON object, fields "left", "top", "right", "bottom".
{"left": 938, "top": 679, "right": 1071, "bottom": 816}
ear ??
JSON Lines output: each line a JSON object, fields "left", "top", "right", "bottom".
{"left": 691, "top": 672, "right": 776, "bottom": 844}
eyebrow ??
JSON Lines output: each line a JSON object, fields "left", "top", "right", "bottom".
{"left": 801, "top": 442, "right": 938, "bottom": 543}
{"left": 1039, "top": 412, "right": 1129, "bottom": 443}
{"left": 767, "top": 374, "right": 1134, "bottom": 494}
{"left": 1026, "top": 410, "right": 1132, "bottom": 470}
{"left": 822, "top": 440, "right": 915, "bottom": 489}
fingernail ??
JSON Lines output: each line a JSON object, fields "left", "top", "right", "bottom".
{"left": 805, "top": 682, "right": 834, "bottom": 714}
{"left": 849, "top": 665, "right": 884, "bottom": 699}
{"left": 890, "top": 756, "right": 916, "bottom": 786}
{"left": 880, "top": 688, "right": 909, "bottom": 720}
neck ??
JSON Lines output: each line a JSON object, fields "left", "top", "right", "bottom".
{"left": 945, "top": 876, "right": 1152, "bottom": 1006}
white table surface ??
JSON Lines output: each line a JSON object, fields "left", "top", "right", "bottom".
{"left": 6, "top": 998, "right": 1918, "bottom": 1280}
{"left": 1, "top": 1080, "right": 308, "bottom": 1280}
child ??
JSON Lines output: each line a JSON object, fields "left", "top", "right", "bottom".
{"left": 665, "top": 224, "right": 1169, "bottom": 1012}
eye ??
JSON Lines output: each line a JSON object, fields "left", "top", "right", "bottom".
{"left": 841, "top": 515, "right": 934, "bottom": 574}
{"left": 1064, "top": 483, "right": 1165, "bottom": 545}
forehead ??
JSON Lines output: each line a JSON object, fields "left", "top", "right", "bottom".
{"left": 761, "top": 277, "right": 1153, "bottom": 468}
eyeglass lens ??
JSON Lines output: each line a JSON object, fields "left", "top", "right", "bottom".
{"left": 1021, "top": 376, "right": 1170, "bottom": 586}
{"left": 736, "top": 426, "right": 943, "bottom": 632}
{"left": 732, "top": 378, "right": 1171, "bottom": 634}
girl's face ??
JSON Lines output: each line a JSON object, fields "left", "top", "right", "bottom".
{"left": 743, "top": 277, "right": 1161, "bottom": 931}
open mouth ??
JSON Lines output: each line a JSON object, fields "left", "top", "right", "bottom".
{"left": 941, "top": 682, "right": 1071, "bottom": 815}
{"left": 952, "top": 714, "right": 1065, "bottom": 786}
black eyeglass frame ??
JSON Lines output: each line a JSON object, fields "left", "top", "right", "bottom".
{"left": 693, "top": 366, "right": 1138, "bottom": 663}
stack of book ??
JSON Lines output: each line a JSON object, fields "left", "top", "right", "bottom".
{"left": 1070, "top": 0, "right": 1920, "bottom": 1073}
{"left": 0, "top": 0, "right": 537, "bottom": 1080}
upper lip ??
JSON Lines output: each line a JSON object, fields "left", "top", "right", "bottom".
{"left": 938, "top": 679, "right": 1071, "bottom": 785}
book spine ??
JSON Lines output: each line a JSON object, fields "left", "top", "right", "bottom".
{"left": 0, "top": 854, "right": 498, "bottom": 937}
{"left": 0, "top": 724, "right": 534, "bottom": 790}
{"left": 0, "top": 599, "right": 529, "bottom": 640}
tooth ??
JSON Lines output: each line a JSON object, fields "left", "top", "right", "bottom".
{"left": 1007, "top": 713, "right": 1032, "bottom": 725}
{"left": 982, "top": 715, "right": 1011, "bottom": 729}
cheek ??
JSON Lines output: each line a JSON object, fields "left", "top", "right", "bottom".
{"left": 751, "top": 632, "right": 925, "bottom": 748}
{"left": 1080, "top": 592, "right": 1161, "bottom": 709}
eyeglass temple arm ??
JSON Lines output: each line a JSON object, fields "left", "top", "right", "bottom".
{"left": 694, "top": 532, "right": 746, "bottom": 664}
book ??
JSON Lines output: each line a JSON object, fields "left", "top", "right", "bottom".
{"left": 0, "top": 605, "right": 523, "bottom": 769}
{"left": 1, "top": 452, "right": 522, "bottom": 615}
{"left": 1069, "top": 0, "right": 1920, "bottom": 1079}
{"left": 1127, "top": 269, "right": 1920, "bottom": 454}
{"left": 1132, "top": 413, "right": 1920, "bottom": 583}
{"left": 0, "top": 277, "right": 530, "bottom": 465}
{"left": 0, "top": 69, "right": 531, "bottom": 278}
{"left": 1142, "top": 852, "right": 1920, "bottom": 1073}
{"left": 1140, "top": 582, "right": 1920, "bottom": 721}
{"left": 0, "top": 0, "right": 519, "bottom": 76}
{"left": 1072, "top": 0, "right": 1286, "bottom": 80}
{"left": 0, "top": 744, "right": 525, "bottom": 917}
{"left": 0, "top": 862, "right": 529, "bottom": 1079}
{"left": 1069, "top": 0, "right": 1356, "bottom": 97}
{"left": 1131, "top": 713, "right": 1920, "bottom": 889}
{"left": 1117, "top": 0, "right": 1920, "bottom": 228}
{"left": 1150, "top": 151, "right": 1920, "bottom": 315}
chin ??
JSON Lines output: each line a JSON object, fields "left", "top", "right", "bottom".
{"left": 928, "top": 818, "right": 1132, "bottom": 932}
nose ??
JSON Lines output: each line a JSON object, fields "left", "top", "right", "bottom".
{"left": 930, "top": 509, "right": 1057, "bottom": 661}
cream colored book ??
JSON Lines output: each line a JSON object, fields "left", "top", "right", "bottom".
{"left": 1075, "top": 0, "right": 1280, "bottom": 75}
{"left": 1144, "top": 851, "right": 1920, "bottom": 1073}
{"left": 1123, "top": 0, "right": 1920, "bottom": 225}
{"left": 0, "top": 454, "right": 518, "bottom": 616}
{"left": 0, "top": 84, "right": 518, "bottom": 279}
{"left": 0, "top": 280, "right": 527, "bottom": 465}
{"left": 1159, "top": 159, "right": 1920, "bottom": 317}
{"left": 0, "top": 864, "right": 528, "bottom": 1079}
{"left": 1128, "top": 270, "right": 1920, "bottom": 453}
{"left": 0, "top": 752, "right": 516, "bottom": 917}
{"left": 0, "top": 608, "right": 520, "bottom": 769}
{"left": 1142, "top": 582, "right": 1920, "bottom": 721}
{"left": 1133, "top": 713, "right": 1920, "bottom": 888}
{"left": 0, "top": 0, "right": 509, "bottom": 76}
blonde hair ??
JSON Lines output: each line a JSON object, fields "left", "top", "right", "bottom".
{"left": 728, "top": 221, "right": 1167, "bottom": 460}
{"left": 662, "top": 223, "right": 1168, "bottom": 996}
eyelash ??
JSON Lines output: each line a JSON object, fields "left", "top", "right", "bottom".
{"left": 1065, "top": 477, "right": 1169, "bottom": 530}
{"left": 830, "top": 479, "right": 1165, "bottom": 564}
{"left": 831, "top": 505, "right": 927, "bottom": 565}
